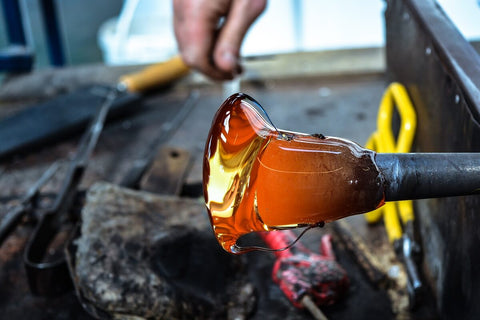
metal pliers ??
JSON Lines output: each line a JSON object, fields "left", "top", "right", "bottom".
{"left": 365, "top": 83, "right": 423, "bottom": 308}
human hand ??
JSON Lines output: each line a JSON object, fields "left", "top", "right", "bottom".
{"left": 173, "top": 0, "right": 267, "bottom": 80}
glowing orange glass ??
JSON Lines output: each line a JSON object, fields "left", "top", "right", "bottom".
{"left": 203, "top": 93, "right": 385, "bottom": 254}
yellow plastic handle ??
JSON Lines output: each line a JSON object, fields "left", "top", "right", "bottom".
{"left": 119, "top": 55, "right": 190, "bottom": 93}
{"left": 397, "top": 200, "right": 415, "bottom": 224}
{"left": 377, "top": 83, "right": 417, "bottom": 153}
{"left": 364, "top": 83, "right": 417, "bottom": 242}
{"left": 383, "top": 203, "right": 403, "bottom": 242}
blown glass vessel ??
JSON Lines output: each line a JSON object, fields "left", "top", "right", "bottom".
{"left": 203, "top": 93, "right": 385, "bottom": 254}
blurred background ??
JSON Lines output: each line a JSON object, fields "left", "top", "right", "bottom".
{"left": 1, "top": 0, "right": 479, "bottom": 70}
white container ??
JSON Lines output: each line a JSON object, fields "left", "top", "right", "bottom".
{"left": 98, "top": 0, "right": 178, "bottom": 65}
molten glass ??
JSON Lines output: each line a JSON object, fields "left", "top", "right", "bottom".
{"left": 203, "top": 93, "right": 385, "bottom": 254}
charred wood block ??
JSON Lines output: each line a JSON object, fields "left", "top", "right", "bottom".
{"left": 140, "top": 146, "right": 192, "bottom": 196}
{"left": 74, "top": 182, "right": 255, "bottom": 319}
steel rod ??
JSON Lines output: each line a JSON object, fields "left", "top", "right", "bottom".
{"left": 376, "top": 153, "right": 480, "bottom": 201}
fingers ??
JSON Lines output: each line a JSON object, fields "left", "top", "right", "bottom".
{"left": 173, "top": 0, "right": 266, "bottom": 81}
{"left": 173, "top": 0, "right": 234, "bottom": 80}
{"left": 214, "top": 0, "right": 267, "bottom": 74}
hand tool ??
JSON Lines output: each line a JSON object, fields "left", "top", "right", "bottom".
{"left": 222, "top": 76, "right": 241, "bottom": 100}
{"left": 0, "top": 161, "right": 60, "bottom": 246}
{"left": 23, "top": 87, "right": 116, "bottom": 296}
{"left": 64, "top": 88, "right": 199, "bottom": 316}
{"left": 260, "top": 230, "right": 349, "bottom": 320}
{"left": 364, "top": 82, "right": 423, "bottom": 308}
{"left": 23, "top": 87, "right": 198, "bottom": 295}
{"left": 0, "top": 55, "right": 189, "bottom": 160}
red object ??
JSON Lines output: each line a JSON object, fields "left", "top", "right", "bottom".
{"left": 260, "top": 230, "right": 349, "bottom": 308}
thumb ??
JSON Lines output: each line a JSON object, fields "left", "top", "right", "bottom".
{"left": 213, "top": 0, "right": 267, "bottom": 73}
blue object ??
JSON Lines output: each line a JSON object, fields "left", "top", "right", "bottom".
{"left": 40, "top": 0, "right": 65, "bottom": 66}
{"left": 1, "top": 0, "right": 33, "bottom": 72}
{"left": 1, "top": 0, "right": 26, "bottom": 45}
{"left": 0, "top": 0, "right": 66, "bottom": 72}
{"left": 0, "top": 45, "right": 33, "bottom": 72}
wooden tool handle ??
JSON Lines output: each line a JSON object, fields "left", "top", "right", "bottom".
{"left": 119, "top": 55, "right": 190, "bottom": 93}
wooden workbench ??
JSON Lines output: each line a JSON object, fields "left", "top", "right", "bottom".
{"left": 0, "top": 50, "right": 436, "bottom": 319}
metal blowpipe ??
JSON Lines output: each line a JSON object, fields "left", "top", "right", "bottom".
{"left": 377, "top": 153, "right": 480, "bottom": 201}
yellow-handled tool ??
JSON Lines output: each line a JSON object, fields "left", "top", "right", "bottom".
{"left": 21, "top": 55, "right": 193, "bottom": 296}
{"left": 0, "top": 55, "right": 190, "bottom": 159}
{"left": 365, "top": 83, "right": 416, "bottom": 239}
{"left": 119, "top": 55, "right": 190, "bottom": 93}
{"left": 365, "top": 82, "right": 423, "bottom": 308}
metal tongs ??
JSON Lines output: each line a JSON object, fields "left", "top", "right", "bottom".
{"left": 0, "top": 161, "right": 60, "bottom": 245}
{"left": 23, "top": 90, "right": 117, "bottom": 296}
